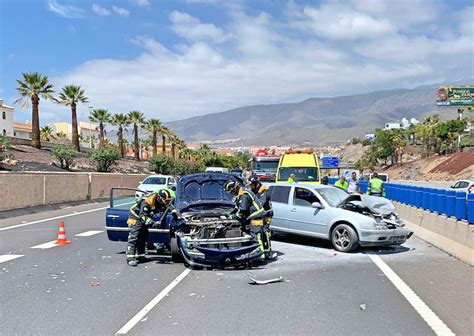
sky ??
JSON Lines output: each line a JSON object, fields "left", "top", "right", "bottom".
{"left": 0, "top": 0, "right": 473, "bottom": 125}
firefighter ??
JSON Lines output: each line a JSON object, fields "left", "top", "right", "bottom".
{"left": 248, "top": 175, "right": 274, "bottom": 260}
{"left": 225, "top": 180, "right": 267, "bottom": 261}
{"left": 126, "top": 190, "right": 173, "bottom": 266}
{"left": 367, "top": 172, "right": 384, "bottom": 197}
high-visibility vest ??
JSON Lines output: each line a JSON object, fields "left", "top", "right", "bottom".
{"left": 287, "top": 177, "right": 295, "bottom": 183}
{"left": 369, "top": 178, "right": 383, "bottom": 193}
{"left": 335, "top": 180, "right": 348, "bottom": 190}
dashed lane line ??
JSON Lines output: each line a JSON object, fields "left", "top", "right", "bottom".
{"left": 369, "top": 255, "right": 454, "bottom": 336}
{"left": 0, "top": 206, "right": 108, "bottom": 232}
{"left": 75, "top": 230, "right": 104, "bottom": 237}
{"left": 115, "top": 268, "right": 192, "bottom": 335}
{"left": 0, "top": 254, "right": 24, "bottom": 264}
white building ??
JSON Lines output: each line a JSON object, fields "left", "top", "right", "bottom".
{"left": 53, "top": 121, "right": 100, "bottom": 140}
{"left": 13, "top": 122, "right": 33, "bottom": 139}
{"left": 0, "top": 99, "right": 14, "bottom": 136}
{"left": 384, "top": 122, "right": 402, "bottom": 130}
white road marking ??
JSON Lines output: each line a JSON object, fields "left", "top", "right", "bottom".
{"left": 0, "top": 206, "right": 108, "bottom": 232}
{"left": 115, "top": 268, "right": 192, "bottom": 335}
{"left": 30, "top": 240, "right": 62, "bottom": 249}
{"left": 75, "top": 230, "right": 104, "bottom": 237}
{"left": 0, "top": 254, "right": 24, "bottom": 264}
{"left": 370, "top": 255, "right": 454, "bottom": 336}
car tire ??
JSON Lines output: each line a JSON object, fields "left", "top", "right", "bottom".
{"left": 331, "top": 224, "right": 358, "bottom": 252}
{"left": 170, "top": 237, "right": 184, "bottom": 263}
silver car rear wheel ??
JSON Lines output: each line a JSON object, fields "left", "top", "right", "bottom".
{"left": 331, "top": 224, "right": 358, "bottom": 252}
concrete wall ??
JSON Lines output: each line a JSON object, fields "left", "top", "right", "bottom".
{"left": 395, "top": 202, "right": 473, "bottom": 266}
{"left": 0, "top": 172, "right": 147, "bottom": 211}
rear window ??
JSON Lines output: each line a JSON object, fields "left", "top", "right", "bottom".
{"left": 270, "top": 186, "right": 291, "bottom": 204}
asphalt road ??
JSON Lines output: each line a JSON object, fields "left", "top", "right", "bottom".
{"left": 0, "top": 203, "right": 472, "bottom": 336}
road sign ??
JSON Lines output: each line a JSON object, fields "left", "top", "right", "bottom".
{"left": 322, "top": 156, "right": 339, "bottom": 168}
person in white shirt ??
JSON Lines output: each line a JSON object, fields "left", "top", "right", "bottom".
{"left": 347, "top": 171, "right": 360, "bottom": 194}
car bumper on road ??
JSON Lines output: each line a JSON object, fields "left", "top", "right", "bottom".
{"left": 178, "top": 236, "right": 262, "bottom": 267}
{"left": 359, "top": 227, "right": 413, "bottom": 246}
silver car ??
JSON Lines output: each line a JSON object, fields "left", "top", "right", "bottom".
{"left": 268, "top": 183, "right": 413, "bottom": 252}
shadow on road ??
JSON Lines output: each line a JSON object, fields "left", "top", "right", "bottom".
{"left": 272, "top": 233, "right": 413, "bottom": 255}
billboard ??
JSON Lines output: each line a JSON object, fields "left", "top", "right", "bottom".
{"left": 436, "top": 86, "right": 474, "bottom": 106}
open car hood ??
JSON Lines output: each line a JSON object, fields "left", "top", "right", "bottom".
{"left": 176, "top": 173, "right": 240, "bottom": 212}
{"left": 339, "top": 194, "right": 395, "bottom": 215}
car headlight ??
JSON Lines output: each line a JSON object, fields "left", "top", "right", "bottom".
{"left": 373, "top": 217, "right": 388, "bottom": 230}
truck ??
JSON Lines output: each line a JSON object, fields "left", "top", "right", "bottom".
{"left": 248, "top": 149, "right": 280, "bottom": 182}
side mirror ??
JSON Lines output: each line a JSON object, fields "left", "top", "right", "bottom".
{"left": 312, "top": 202, "right": 324, "bottom": 209}
{"left": 139, "top": 180, "right": 143, "bottom": 184}
{"left": 170, "top": 186, "right": 177, "bottom": 191}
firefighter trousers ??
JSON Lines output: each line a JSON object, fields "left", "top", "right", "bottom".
{"left": 250, "top": 223, "right": 271, "bottom": 259}
{"left": 126, "top": 220, "right": 149, "bottom": 261}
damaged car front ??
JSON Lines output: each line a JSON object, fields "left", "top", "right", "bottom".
{"left": 338, "top": 194, "right": 413, "bottom": 247}
{"left": 170, "top": 173, "right": 262, "bottom": 267}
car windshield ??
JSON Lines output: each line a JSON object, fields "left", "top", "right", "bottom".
{"left": 254, "top": 160, "right": 279, "bottom": 170}
{"left": 143, "top": 177, "right": 167, "bottom": 185}
{"left": 317, "top": 187, "right": 349, "bottom": 207}
{"left": 278, "top": 167, "right": 319, "bottom": 182}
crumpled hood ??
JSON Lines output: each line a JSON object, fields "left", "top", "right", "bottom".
{"left": 340, "top": 194, "right": 395, "bottom": 215}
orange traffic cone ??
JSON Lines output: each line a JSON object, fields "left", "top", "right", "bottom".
{"left": 55, "top": 221, "right": 70, "bottom": 245}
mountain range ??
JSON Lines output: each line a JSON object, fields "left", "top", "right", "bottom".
{"left": 167, "top": 81, "right": 471, "bottom": 146}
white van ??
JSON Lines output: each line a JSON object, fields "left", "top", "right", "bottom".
{"left": 205, "top": 167, "right": 230, "bottom": 174}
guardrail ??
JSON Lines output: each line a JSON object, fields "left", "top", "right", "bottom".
{"left": 327, "top": 177, "right": 473, "bottom": 224}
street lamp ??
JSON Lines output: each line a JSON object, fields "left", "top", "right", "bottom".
{"left": 88, "top": 106, "right": 93, "bottom": 148}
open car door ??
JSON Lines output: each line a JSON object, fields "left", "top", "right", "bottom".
{"left": 105, "top": 188, "right": 171, "bottom": 245}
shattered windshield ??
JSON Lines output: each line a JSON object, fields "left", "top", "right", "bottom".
{"left": 317, "top": 187, "right": 349, "bottom": 207}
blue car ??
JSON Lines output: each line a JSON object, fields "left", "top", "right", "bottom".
{"left": 105, "top": 173, "right": 262, "bottom": 267}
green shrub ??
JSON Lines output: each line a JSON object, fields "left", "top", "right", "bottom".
{"left": 52, "top": 145, "right": 75, "bottom": 170}
{"left": 0, "top": 135, "right": 13, "bottom": 161}
{"left": 148, "top": 155, "right": 174, "bottom": 175}
{"left": 89, "top": 145, "right": 120, "bottom": 172}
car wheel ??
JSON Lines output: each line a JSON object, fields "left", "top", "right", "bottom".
{"left": 170, "top": 237, "right": 184, "bottom": 263}
{"left": 331, "top": 224, "right": 358, "bottom": 252}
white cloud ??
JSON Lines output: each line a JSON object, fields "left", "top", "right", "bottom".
{"left": 46, "top": 3, "right": 472, "bottom": 125}
{"left": 169, "top": 11, "right": 230, "bottom": 43}
{"left": 92, "top": 3, "right": 110, "bottom": 16}
{"left": 134, "top": 0, "right": 151, "bottom": 7}
{"left": 113, "top": 6, "right": 130, "bottom": 17}
{"left": 302, "top": 4, "right": 396, "bottom": 40}
{"left": 47, "top": 0, "right": 84, "bottom": 19}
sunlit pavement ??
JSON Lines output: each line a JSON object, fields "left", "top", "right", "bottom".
{"left": 0, "top": 204, "right": 472, "bottom": 335}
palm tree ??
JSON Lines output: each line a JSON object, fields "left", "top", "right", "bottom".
{"left": 111, "top": 113, "right": 130, "bottom": 158}
{"left": 56, "top": 85, "right": 88, "bottom": 152}
{"left": 128, "top": 111, "right": 145, "bottom": 161}
{"left": 145, "top": 119, "right": 162, "bottom": 157}
{"left": 14, "top": 72, "right": 54, "bottom": 149}
{"left": 89, "top": 109, "right": 111, "bottom": 145}
{"left": 160, "top": 126, "right": 171, "bottom": 155}
{"left": 56, "top": 131, "right": 67, "bottom": 141}
{"left": 168, "top": 132, "right": 179, "bottom": 160}
{"left": 40, "top": 126, "right": 53, "bottom": 141}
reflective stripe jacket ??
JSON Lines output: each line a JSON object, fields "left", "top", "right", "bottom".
{"left": 129, "top": 196, "right": 164, "bottom": 226}
{"left": 235, "top": 188, "right": 265, "bottom": 221}
{"left": 256, "top": 185, "right": 273, "bottom": 217}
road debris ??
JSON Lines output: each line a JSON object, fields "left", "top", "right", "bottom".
{"left": 90, "top": 282, "right": 100, "bottom": 287}
{"left": 189, "top": 293, "right": 196, "bottom": 296}
{"left": 360, "top": 304, "right": 367, "bottom": 310}
{"left": 248, "top": 276, "right": 284, "bottom": 285}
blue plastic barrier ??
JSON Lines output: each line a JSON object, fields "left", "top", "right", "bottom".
{"left": 328, "top": 177, "right": 337, "bottom": 185}
{"left": 437, "top": 189, "right": 446, "bottom": 215}
{"left": 428, "top": 188, "right": 437, "bottom": 213}
{"left": 422, "top": 187, "right": 429, "bottom": 210}
{"left": 409, "top": 185, "right": 416, "bottom": 206}
{"left": 467, "top": 193, "right": 474, "bottom": 224}
{"left": 454, "top": 191, "right": 467, "bottom": 221}
{"left": 446, "top": 190, "right": 456, "bottom": 217}
{"left": 415, "top": 186, "right": 422, "bottom": 208}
